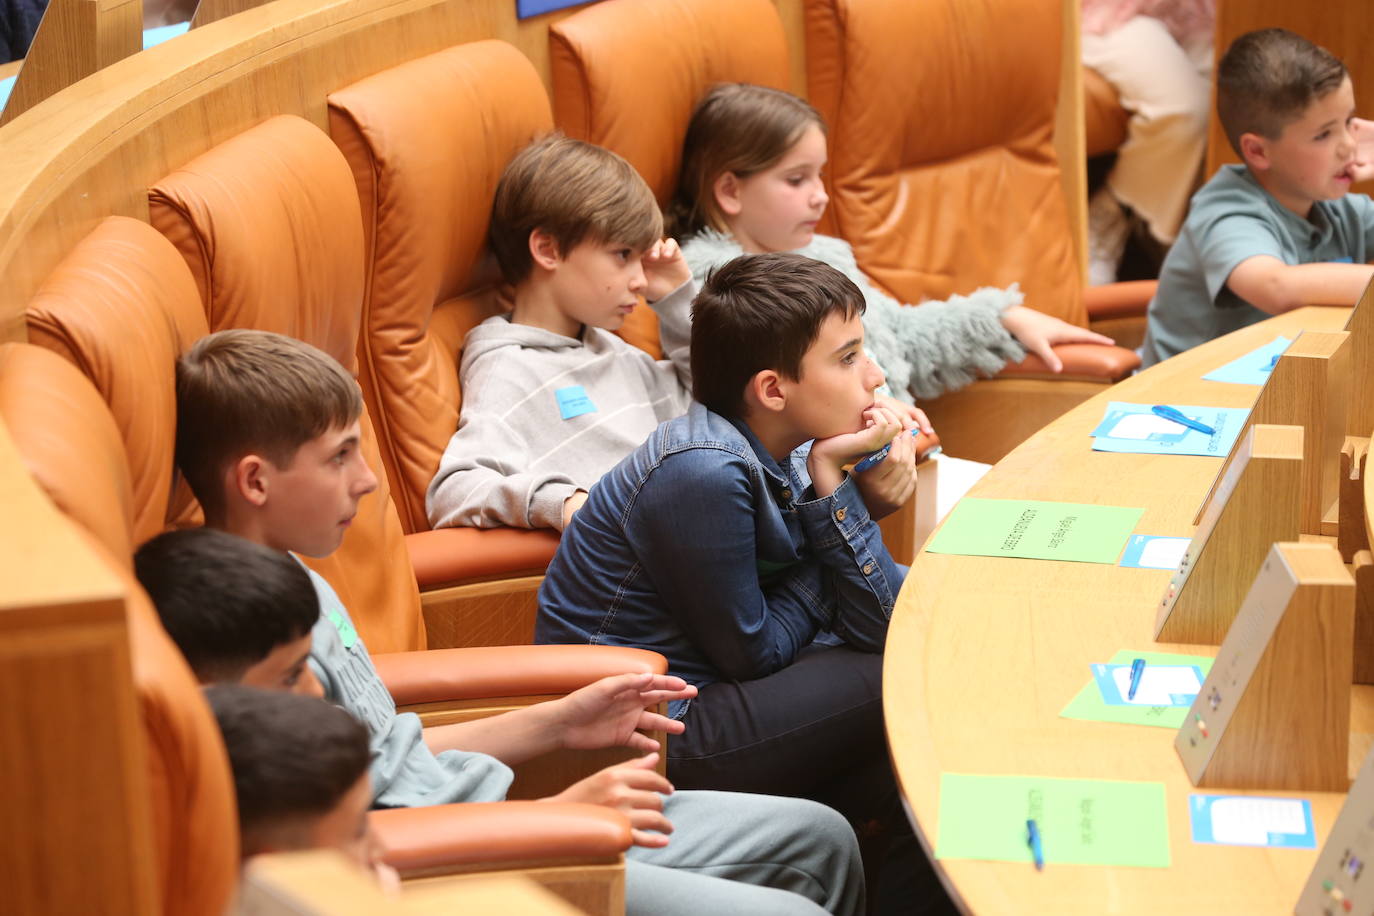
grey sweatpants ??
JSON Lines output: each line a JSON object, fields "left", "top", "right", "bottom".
{"left": 626, "top": 790, "right": 864, "bottom": 915}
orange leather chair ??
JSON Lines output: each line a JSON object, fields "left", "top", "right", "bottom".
{"left": 0, "top": 341, "right": 635, "bottom": 913}
{"left": 804, "top": 0, "right": 1148, "bottom": 463}
{"left": 326, "top": 40, "right": 561, "bottom": 646}
{"left": 1084, "top": 67, "right": 1129, "bottom": 158}
{"left": 26, "top": 213, "right": 668, "bottom": 781}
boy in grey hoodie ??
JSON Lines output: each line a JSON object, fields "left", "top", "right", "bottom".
{"left": 426, "top": 135, "right": 695, "bottom": 532}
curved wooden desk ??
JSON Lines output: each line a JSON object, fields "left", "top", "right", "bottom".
{"left": 889, "top": 306, "right": 1369, "bottom": 914}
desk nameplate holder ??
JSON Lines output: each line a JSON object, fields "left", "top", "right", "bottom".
{"left": 1296, "top": 745, "right": 1374, "bottom": 915}
{"left": 1175, "top": 542, "right": 1353, "bottom": 791}
{"left": 1345, "top": 276, "right": 1374, "bottom": 440}
{"left": 1155, "top": 424, "right": 1304, "bottom": 645}
{"left": 1192, "top": 330, "right": 1349, "bottom": 537}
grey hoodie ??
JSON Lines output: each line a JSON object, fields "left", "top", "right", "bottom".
{"left": 682, "top": 229, "right": 1027, "bottom": 402}
{"left": 426, "top": 280, "right": 694, "bottom": 531}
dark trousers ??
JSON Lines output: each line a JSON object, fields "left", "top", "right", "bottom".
{"left": 666, "top": 645, "right": 956, "bottom": 915}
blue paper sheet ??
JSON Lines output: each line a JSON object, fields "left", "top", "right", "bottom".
{"left": 1189, "top": 795, "right": 1315, "bottom": 848}
{"left": 1119, "top": 534, "right": 1190, "bottom": 569}
{"left": 1090, "top": 402, "right": 1248, "bottom": 456}
{"left": 1202, "top": 336, "right": 1292, "bottom": 385}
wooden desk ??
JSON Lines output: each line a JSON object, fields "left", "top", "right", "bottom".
{"left": 888, "top": 307, "right": 1370, "bottom": 914}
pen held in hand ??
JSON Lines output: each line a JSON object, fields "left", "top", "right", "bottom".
{"left": 853, "top": 428, "right": 932, "bottom": 473}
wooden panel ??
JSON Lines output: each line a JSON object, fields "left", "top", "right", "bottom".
{"left": 244, "top": 851, "right": 585, "bottom": 914}
{"left": 1207, "top": 0, "right": 1374, "bottom": 204}
{"left": 419, "top": 575, "right": 543, "bottom": 648}
{"left": 405, "top": 860, "right": 624, "bottom": 915}
{"left": 0, "top": 0, "right": 142, "bottom": 126}
{"left": 1176, "top": 543, "right": 1353, "bottom": 792}
{"left": 0, "top": 416, "right": 156, "bottom": 914}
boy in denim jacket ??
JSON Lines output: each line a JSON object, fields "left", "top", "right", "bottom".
{"left": 539, "top": 253, "right": 952, "bottom": 914}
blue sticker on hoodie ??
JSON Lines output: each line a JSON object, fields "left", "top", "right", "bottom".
{"left": 555, "top": 386, "right": 597, "bottom": 420}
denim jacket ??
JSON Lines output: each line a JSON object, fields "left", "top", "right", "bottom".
{"left": 535, "top": 402, "right": 904, "bottom": 711}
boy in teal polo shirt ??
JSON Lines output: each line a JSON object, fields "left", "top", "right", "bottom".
{"left": 1140, "top": 28, "right": 1374, "bottom": 367}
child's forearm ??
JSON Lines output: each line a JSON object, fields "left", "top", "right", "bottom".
{"left": 1227, "top": 256, "right": 1374, "bottom": 314}
{"left": 422, "top": 702, "right": 559, "bottom": 766}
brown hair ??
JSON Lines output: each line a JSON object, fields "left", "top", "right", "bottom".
{"left": 175, "top": 329, "right": 361, "bottom": 522}
{"left": 666, "top": 83, "right": 825, "bottom": 239}
{"left": 1217, "top": 29, "right": 1348, "bottom": 156}
{"left": 690, "top": 252, "right": 864, "bottom": 418}
{"left": 206, "top": 685, "right": 370, "bottom": 857}
{"left": 488, "top": 134, "right": 663, "bottom": 285}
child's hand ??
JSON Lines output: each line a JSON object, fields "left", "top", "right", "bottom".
{"left": 853, "top": 423, "right": 917, "bottom": 519}
{"left": 562, "top": 490, "right": 588, "bottom": 528}
{"left": 873, "top": 392, "right": 933, "bottom": 435}
{"left": 553, "top": 672, "right": 696, "bottom": 754}
{"left": 807, "top": 405, "right": 904, "bottom": 497}
{"left": 544, "top": 754, "right": 674, "bottom": 848}
{"left": 1000, "top": 305, "right": 1115, "bottom": 372}
{"left": 1351, "top": 118, "right": 1374, "bottom": 184}
{"left": 643, "top": 238, "right": 691, "bottom": 303}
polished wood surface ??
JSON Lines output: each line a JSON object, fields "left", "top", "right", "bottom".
{"left": 887, "top": 306, "right": 1364, "bottom": 915}
{"left": 243, "top": 852, "right": 584, "bottom": 914}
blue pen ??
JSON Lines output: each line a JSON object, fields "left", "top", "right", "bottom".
{"left": 1127, "top": 657, "right": 1146, "bottom": 700}
{"left": 1150, "top": 404, "right": 1216, "bottom": 436}
{"left": 1026, "top": 819, "right": 1044, "bottom": 871}
{"left": 1262, "top": 353, "right": 1280, "bottom": 371}
{"left": 853, "top": 429, "right": 935, "bottom": 473}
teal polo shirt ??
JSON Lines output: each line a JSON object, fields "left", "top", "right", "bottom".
{"left": 1140, "top": 165, "right": 1374, "bottom": 367}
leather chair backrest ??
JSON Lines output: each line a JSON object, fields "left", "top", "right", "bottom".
{"left": 550, "top": 0, "right": 790, "bottom": 205}
{"left": 148, "top": 114, "right": 424, "bottom": 653}
{"left": 25, "top": 217, "right": 209, "bottom": 543}
{"left": 327, "top": 40, "right": 552, "bottom": 536}
{"left": 550, "top": 0, "right": 790, "bottom": 355}
{"left": 805, "top": 0, "right": 1088, "bottom": 327}
{"left": 0, "top": 342, "right": 238, "bottom": 916}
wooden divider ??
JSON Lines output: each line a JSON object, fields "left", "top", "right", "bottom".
{"left": 0, "top": 416, "right": 156, "bottom": 914}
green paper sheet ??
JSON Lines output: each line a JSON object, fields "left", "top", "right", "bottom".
{"left": 924, "top": 498, "right": 1144, "bottom": 564}
{"left": 936, "top": 773, "right": 1171, "bottom": 868}
{"left": 1060, "top": 650, "right": 1215, "bottom": 728}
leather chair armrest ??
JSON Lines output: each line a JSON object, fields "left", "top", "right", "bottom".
{"left": 996, "top": 343, "right": 1140, "bottom": 383}
{"left": 371, "top": 644, "right": 669, "bottom": 706}
{"left": 406, "top": 527, "right": 562, "bottom": 591}
{"left": 372, "top": 802, "right": 631, "bottom": 871}
{"left": 1084, "top": 280, "right": 1157, "bottom": 321}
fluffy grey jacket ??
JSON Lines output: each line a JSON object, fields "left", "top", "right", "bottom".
{"left": 682, "top": 229, "right": 1026, "bottom": 401}
{"left": 426, "top": 280, "right": 694, "bottom": 531}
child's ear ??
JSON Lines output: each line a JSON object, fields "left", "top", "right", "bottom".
{"left": 528, "top": 228, "right": 562, "bottom": 270}
{"left": 713, "top": 172, "right": 744, "bottom": 218}
{"left": 742, "top": 369, "right": 786, "bottom": 414}
{"left": 232, "top": 454, "right": 271, "bottom": 508}
{"left": 1238, "top": 132, "right": 1271, "bottom": 172}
